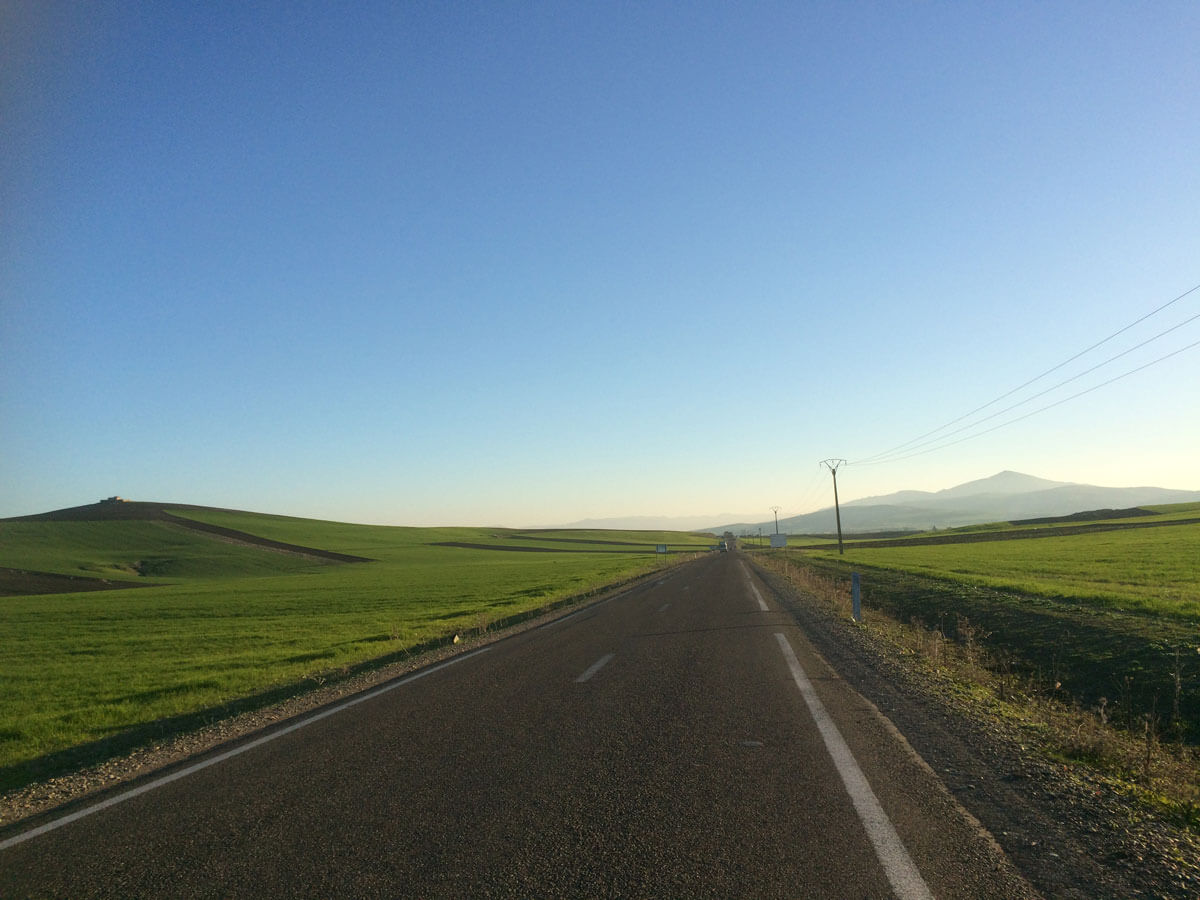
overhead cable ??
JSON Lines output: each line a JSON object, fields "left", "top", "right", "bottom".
{"left": 852, "top": 336, "right": 1200, "bottom": 465}
{"left": 858, "top": 309, "right": 1200, "bottom": 465}
{"left": 853, "top": 281, "right": 1200, "bottom": 465}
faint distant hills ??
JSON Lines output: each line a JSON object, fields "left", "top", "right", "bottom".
{"left": 711, "top": 471, "right": 1200, "bottom": 536}
{"left": 555, "top": 513, "right": 757, "bottom": 532}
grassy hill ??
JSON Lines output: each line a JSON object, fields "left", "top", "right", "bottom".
{"left": 0, "top": 518, "right": 333, "bottom": 583}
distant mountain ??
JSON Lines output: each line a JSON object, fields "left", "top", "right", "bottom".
{"left": 847, "top": 471, "right": 1071, "bottom": 506}
{"left": 939, "top": 471, "right": 1070, "bottom": 497}
{"left": 711, "top": 471, "right": 1200, "bottom": 535}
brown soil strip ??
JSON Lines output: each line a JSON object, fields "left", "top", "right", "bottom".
{"left": 510, "top": 534, "right": 674, "bottom": 547}
{"left": 159, "top": 513, "right": 372, "bottom": 563}
{"left": 0, "top": 568, "right": 147, "bottom": 597}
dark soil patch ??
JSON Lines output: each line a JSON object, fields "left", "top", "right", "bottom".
{"left": 0, "top": 568, "right": 147, "bottom": 597}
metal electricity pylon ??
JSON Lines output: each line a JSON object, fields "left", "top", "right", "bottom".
{"left": 820, "top": 459, "right": 847, "bottom": 554}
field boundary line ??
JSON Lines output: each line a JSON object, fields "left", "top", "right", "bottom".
{"left": 791, "top": 515, "right": 1200, "bottom": 551}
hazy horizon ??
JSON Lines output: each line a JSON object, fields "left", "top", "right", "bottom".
{"left": 9, "top": 468, "right": 1200, "bottom": 533}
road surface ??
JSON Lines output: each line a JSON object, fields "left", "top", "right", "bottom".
{"left": 0, "top": 552, "right": 1034, "bottom": 898}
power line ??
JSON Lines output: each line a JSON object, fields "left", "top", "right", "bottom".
{"left": 791, "top": 465, "right": 829, "bottom": 514}
{"left": 853, "top": 281, "right": 1200, "bottom": 465}
{"left": 853, "top": 336, "right": 1200, "bottom": 466}
{"left": 858, "top": 309, "right": 1200, "bottom": 465}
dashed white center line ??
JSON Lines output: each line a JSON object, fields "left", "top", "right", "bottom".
{"left": 658, "top": 603, "right": 670, "bottom": 613}
{"left": 774, "top": 633, "right": 933, "bottom": 900}
{"left": 575, "top": 653, "right": 615, "bottom": 683}
{"left": 542, "top": 607, "right": 586, "bottom": 628}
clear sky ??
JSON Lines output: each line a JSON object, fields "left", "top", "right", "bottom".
{"left": 3, "top": 2, "right": 1198, "bottom": 528}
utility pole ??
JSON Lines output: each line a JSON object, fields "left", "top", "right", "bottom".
{"left": 770, "top": 506, "right": 781, "bottom": 535}
{"left": 820, "top": 459, "right": 847, "bottom": 554}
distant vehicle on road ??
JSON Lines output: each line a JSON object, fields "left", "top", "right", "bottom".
{"left": 718, "top": 541, "right": 728, "bottom": 552}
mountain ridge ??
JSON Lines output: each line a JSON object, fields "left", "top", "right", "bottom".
{"left": 710, "top": 471, "right": 1200, "bottom": 535}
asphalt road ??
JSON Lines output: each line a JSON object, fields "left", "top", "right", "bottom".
{"left": 0, "top": 552, "right": 1035, "bottom": 898}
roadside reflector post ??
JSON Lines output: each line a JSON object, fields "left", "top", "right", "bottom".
{"left": 851, "top": 572, "right": 861, "bottom": 623}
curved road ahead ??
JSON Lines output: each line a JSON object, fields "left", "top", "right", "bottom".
{"left": 1, "top": 552, "right": 1035, "bottom": 898}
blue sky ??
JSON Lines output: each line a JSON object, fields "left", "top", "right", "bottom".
{"left": 3, "top": 2, "right": 1198, "bottom": 527}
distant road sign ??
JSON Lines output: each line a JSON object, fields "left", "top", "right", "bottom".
{"left": 770, "top": 534, "right": 787, "bottom": 549}
{"left": 656, "top": 544, "right": 668, "bottom": 554}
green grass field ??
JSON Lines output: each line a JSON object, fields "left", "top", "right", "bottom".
{"left": 809, "top": 521, "right": 1200, "bottom": 620}
{"left": 777, "top": 505, "right": 1200, "bottom": 742}
{"left": 0, "top": 506, "right": 713, "bottom": 790}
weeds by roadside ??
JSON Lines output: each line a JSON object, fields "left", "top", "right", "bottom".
{"left": 754, "top": 552, "right": 1200, "bottom": 835}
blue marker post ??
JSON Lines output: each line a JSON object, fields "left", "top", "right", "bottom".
{"left": 851, "top": 572, "right": 861, "bottom": 623}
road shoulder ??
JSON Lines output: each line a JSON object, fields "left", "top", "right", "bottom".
{"left": 746, "top": 555, "right": 1200, "bottom": 899}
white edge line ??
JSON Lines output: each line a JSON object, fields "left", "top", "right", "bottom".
{"left": 740, "top": 562, "right": 769, "bottom": 611}
{"left": 774, "top": 633, "right": 934, "bottom": 900}
{"left": 0, "top": 646, "right": 493, "bottom": 852}
{"left": 575, "top": 653, "right": 615, "bottom": 683}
